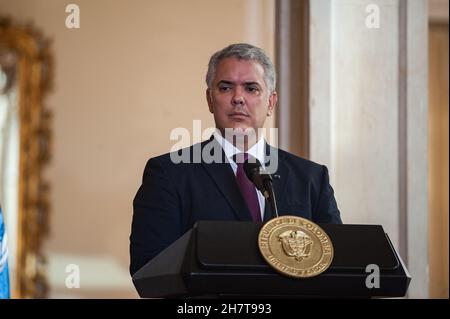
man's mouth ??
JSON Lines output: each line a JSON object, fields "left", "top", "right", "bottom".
{"left": 229, "top": 112, "right": 249, "bottom": 118}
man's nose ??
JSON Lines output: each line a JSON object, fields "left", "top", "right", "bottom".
{"left": 231, "top": 89, "right": 245, "bottom": 106}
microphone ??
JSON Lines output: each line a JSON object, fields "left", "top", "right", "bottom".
{"left": 243, "top": 158, "right": 279, "bottom": 219}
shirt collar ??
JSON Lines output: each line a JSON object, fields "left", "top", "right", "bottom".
{"left": 213, "top": 130, "right": 266, "bottom": 165}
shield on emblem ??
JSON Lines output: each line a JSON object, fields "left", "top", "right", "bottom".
{"left": 278, "top": 230, "right": 313, "bottom": 262}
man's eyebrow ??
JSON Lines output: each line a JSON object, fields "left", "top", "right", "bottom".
{"left": 216, "top": 80, "right": 262, "bottom": 86}
{"left": 217, "top": 80, "right": 234, "bottom": 85}
{"left": 243, "top": 81, "right": 261, "bottom": 86}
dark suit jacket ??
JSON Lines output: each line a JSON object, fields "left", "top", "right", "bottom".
{"left": 130, "top": 137, "right": 342, "bottom": 275}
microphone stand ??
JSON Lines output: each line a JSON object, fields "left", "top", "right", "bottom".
{"left": 262, "top": 176, "right": 279, "bottom": 219}
{"left": 242, "top": 158, "right": 280, "bottom": 220}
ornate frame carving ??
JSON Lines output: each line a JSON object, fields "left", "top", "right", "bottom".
{"left": 0, "top": 17, "right": 52, "bottom": 298}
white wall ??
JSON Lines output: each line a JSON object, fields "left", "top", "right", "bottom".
{"left": 310, "top": 0, "right": 428, "bottom": 298}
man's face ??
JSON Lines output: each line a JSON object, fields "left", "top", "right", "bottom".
{"left": 207, "top": 57, "right": 277, "bottom": 137}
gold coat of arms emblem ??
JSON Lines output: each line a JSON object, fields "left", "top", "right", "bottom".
{"left": 258, "top": 216, "right": 334, "bottom": 278}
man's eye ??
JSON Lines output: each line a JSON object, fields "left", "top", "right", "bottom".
{"left": 219, "top": 86, "right": 231, "bottom": 91}
{"left": 246, "top": 86, "right": 259, "bottom": 93}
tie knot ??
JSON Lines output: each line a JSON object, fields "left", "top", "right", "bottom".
{"left": 234, "top": 153, "right": 249, "bottom": 165}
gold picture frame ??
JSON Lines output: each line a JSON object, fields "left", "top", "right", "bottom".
{"left": 0, "top": 17, "right": 52, "bottom": 298}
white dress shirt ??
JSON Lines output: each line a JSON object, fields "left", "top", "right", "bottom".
{"left": 213, "top": 130, "right": 266, "bottom": 220}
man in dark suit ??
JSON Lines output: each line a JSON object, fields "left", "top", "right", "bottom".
{"left": 130, "top": 43, "right": 341, "bottom": 276}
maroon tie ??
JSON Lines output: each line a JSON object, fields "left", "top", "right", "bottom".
{"left": 235, "top": 153, "right": 262, "bottom": 222}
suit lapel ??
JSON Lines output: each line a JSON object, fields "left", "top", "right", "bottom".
{"left": 200, "top": 138, "right": 253, "bottom": 221}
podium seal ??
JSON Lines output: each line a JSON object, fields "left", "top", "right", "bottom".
{"left": 258, "top": 216, "right": 334, "bottom": 278}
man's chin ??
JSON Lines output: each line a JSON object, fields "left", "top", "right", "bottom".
{"left": 221, "top": 126, "right": 258, "bottom": 139}
{"left": 223, "top": 125, "right": 255, "bottom": 134}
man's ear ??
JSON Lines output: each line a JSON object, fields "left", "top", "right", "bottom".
{"left": 266, "top": 91, "right": 278, "bottom": 116}
{"left": 206, "top": 89, "right": 214, "bottom": 113}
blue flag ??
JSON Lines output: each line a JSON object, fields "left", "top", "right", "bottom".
{"left": 0, "top": 207, "right": 10, "bottom": 299}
